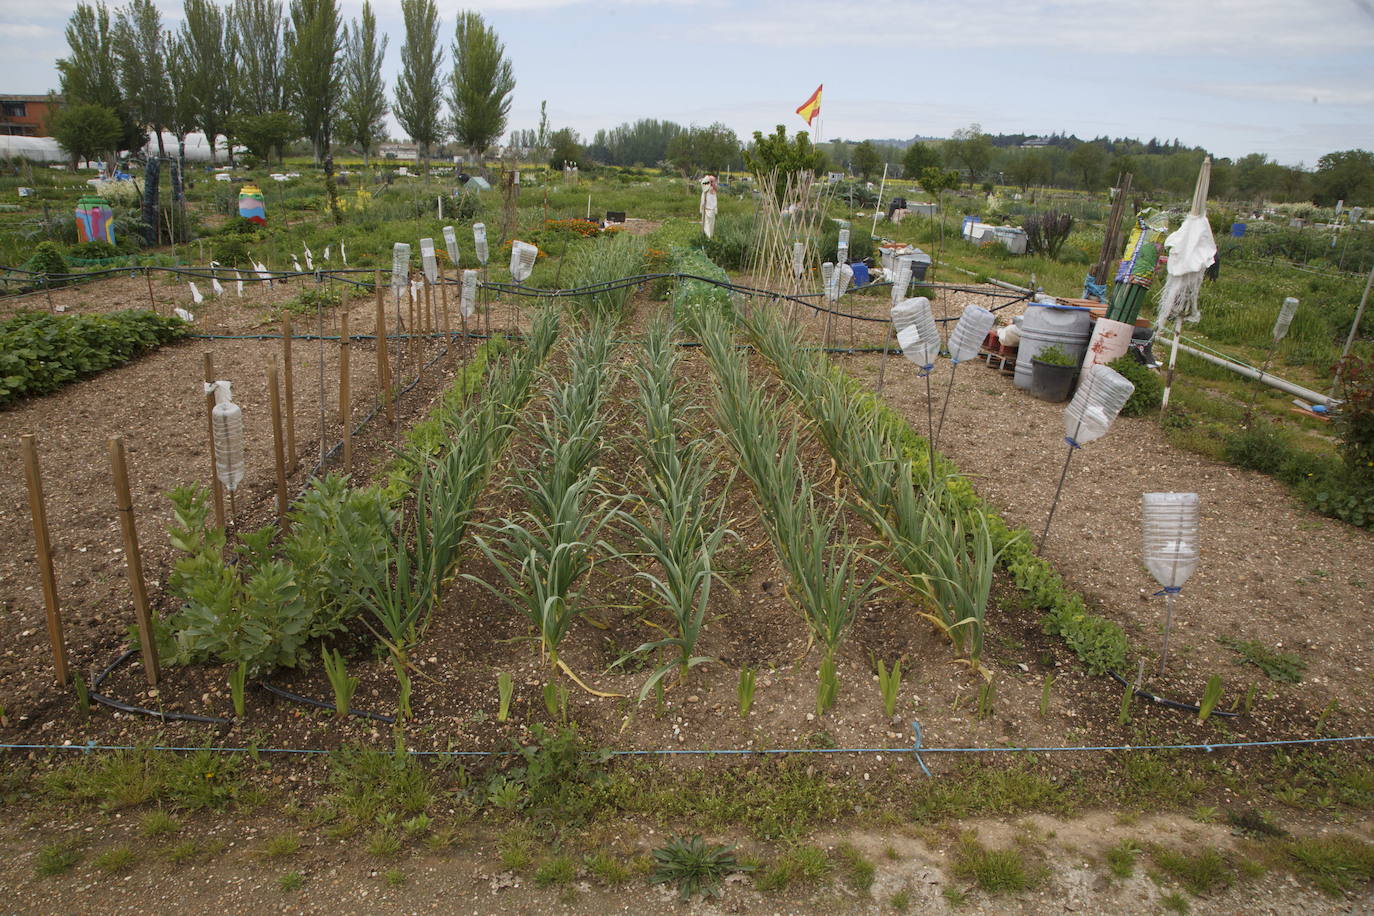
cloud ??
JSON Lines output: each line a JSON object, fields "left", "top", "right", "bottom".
{"left": 694, "top": 0, "right": 1374, "bottom": 55}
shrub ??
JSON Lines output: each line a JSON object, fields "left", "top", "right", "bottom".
{"left": 69, "top": 240, "right": 123, "bottom": 260}
{"left": 1023, "top": 210, "right": 1073, "bottom": 259}
{"left": 695, "top": 212, "right": 755, "bottom": 270}
{"left": 1333, "top": 354, "right": 1374, "bottom": 485}
{"left": 1224, "top": 423, "right": 1292, "bottom": 475}
{"left": 1108, "top": 355, "right": 1163, "bottom": 416}
{"left": 24, "top": 241, "right": 69, "bottom": 279}
{"left": 818, "top": 221, "right": 875, "bottom": 264}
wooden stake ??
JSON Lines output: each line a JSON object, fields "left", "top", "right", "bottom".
{"left": 21, "top": 435, "right": 68, "bottom": 686}
{"left": 374, "top": 269, "right": 393, "bottom": 424}
{"left": 282, "top": 314, "right": 297, "bottom": 469}
{"left": 423, "top": 275, "right": 433, "bottom": 333}
{"left": 340, "top": 311, "right": 352, "bottom": 474}
{"left": 202, "top": 352, "right": 226, "bottom": 530}
{"left": 439, "top": 269, "right": 454, "bottom": 367}
{"left": 108, "top": 436, "right": 159, "bottom": 686}
{"left": 266, "top": 360, "right": 289, "bottom": 526}
{"left": 145, "top": 266, "right": 156, "bottom": 311}
{"left": 407, "top": 287, "right": 416, "bottom": 371}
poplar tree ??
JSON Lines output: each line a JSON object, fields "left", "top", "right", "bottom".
{"left": 113, "top": 0, "right": 171, "bottom": 155}
{"left": 179, "top": 0, "right": 234, "bottom": 163}
{"left": 341, "top": 1, "right": 389, "bottom": 167}
{"left": 393, "top": 0, "right": 444, "bottom": 174}
{"left": 284, "top": 0, "right": 343, "bottom": 219}
{"left": 56, "top": 2, "right": 144, "bottom": 155}
{"left": 448, "top": 11, "right": 515, "bottom": 162}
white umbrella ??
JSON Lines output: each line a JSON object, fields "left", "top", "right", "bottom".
{"left": 1159, "top": 157, "right": 1216, "bottom": 411}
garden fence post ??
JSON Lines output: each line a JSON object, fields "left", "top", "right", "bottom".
{"left": 439, "top": 269, "right": 454, "bottom": 367}
{"left": 21, "top": 435, "right": 68, "bottom": 687}
{"left": 108, "top": 435, "right": 160, "bottom": 686}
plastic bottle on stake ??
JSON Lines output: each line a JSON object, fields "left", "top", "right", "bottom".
{"left": 946, "top": 305, "right": 995, "bottom": 363}
{"left": 460, "top": 270, "right": 478, "bottom": 318}
{"left": 1273, "top": 297, "right": 1299, "bottom": 342}
{"left": 792, "top": 241, "right": 805, "bottom": 279}
{"left": 442, "top": 226, "right": 460, "bottom": 266}
{"left": 509, "top": 241, "right": 538, "bottom": 283}
{"left": 1064, "top": 363, "right": 1135, "bottom": 446}
{"left": 1142, "top": 492, "right": 1200, "bottom": 589}
{"left": 207, "top": 380, "right": 245, "bottom": 492}
{"left": 420, "top": 237, "right": 439, "bottom": 284}
{"left": 473, "top": 223, "right": 489, "bottom": 265}
{"left": 391, "top": 243, "right": 411, "bottom": 290}
{"left": 892, "top": 297, "right": 940, "bottom": 369}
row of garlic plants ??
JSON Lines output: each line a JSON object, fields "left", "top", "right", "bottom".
{"left": 160, "top": 310, "right": 561, "bottom": 708}
{"left": 742, "top": 308, "right": 1013, "bottom": 665}
{"left": 466, "top": 317, "right": 620, "bottom": 669}
{"left": 692, "top": 308, "right": 878, "bottom": 713}
{"left": 610, "top": 314, "right": 735, "bottom": 699}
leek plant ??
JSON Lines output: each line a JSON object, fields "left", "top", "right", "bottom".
{"left": 613, "top": 316, "right": 734, "bottom": 698}
{"left": 467, "top": 319, "right": 620, "bottom": 668}
{"left": 694, "top": 309, "right": 875, "bottom": 711}
{"left": 743, "top": 306, "right": 1020, "bottom": 665}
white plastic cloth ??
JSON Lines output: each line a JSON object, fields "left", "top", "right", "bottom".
{"left": 460, "top": 269, "right": 478, "bottom": 318}
{"left": 189, "top": 282, "right": 204, "bottom": 304}
{"left": 792, "top": 241, "right": 805, "bottom": 279}
{"left": 234, "top": 270, "right": 244, "bottom": 297}
{"left": 205, "top": 380, "right": 245, "bottom": 491}
{"left": 1157, "top": 214, "right": 1215, "bottom": 325}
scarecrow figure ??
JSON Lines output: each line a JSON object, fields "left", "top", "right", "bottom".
{"left": 699, "top": 175, "right": 719, "bottom": 238}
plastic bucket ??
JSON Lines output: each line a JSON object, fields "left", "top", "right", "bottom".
{"left": 1082, "top": 317, "right": 1135, "bottom": 371}
{"left": 1013, "top": 304, "right": 1094, "bottom": 390}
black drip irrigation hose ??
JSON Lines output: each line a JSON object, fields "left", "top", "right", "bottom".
{"left": 1107, "top": 670, "right": 1240, "bottom": 718}
{"left": 89, "top": 648, "right": 231, "bottom": 725}
{"left": 257, "top": 680, "right": 395, "bottom": 724}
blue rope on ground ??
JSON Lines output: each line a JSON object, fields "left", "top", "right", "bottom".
{"left": 3, "top": 724, "right": 1371, "bottom": 772}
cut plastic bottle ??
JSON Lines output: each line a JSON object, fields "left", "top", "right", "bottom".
{"left": 947, "top": 305, "right": 995, "bottom": 363}
{"left": 891, "top": 296, "right": 939, "bottom": 369}
{"left": 1142, "top": 492, "right": 1200, "bottom": 589}
{"left": 1064, "top": 363, "right": 1135, "bottom": 446}
{"left": 208, "top": 380, "right": 245, "bottom": 492}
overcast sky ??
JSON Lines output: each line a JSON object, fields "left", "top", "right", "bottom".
{"left": 3, "top": 0, "right": 1372, "bottom": 166}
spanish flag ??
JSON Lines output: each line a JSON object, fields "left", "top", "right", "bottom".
{"left": 796, "top": 84, "right": 823, "bottom": 127}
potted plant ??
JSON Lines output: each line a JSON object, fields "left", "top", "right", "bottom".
{"left": 1030, "top": 344, "right": 1078, "bottom": 402}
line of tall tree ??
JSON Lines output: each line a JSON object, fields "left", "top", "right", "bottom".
{"left": 52, "top": 0, "right": 517, "bottom": 184}
{"left": 821, "top": 124, "right": 1372, "bottom": 208}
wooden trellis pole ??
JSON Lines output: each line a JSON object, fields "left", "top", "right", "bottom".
{"left": 108, "top": 436, "right": 159, "bottom": 686}
{"left": 266, "top": 360, "right": 289, "bottom": 526}
{"left": 340, "top": 311, "right": 352, "bottom": 473}
{"left": 21, "top": 435, "right": 68, "bottom": 686}
{"left": 374, "top": 269, "right": 393, "bottom": 424}
{"left": 282, "top": 314, "right": 297, "bottom": 468}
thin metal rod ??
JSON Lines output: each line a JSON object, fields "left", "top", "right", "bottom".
{"left": 934, "top": 362, "right": 958, "bottom": 449}
{"left": 1159, "top": 592, "right": 1177, "bottom": 676}
{"left": 924, "top": 371, "right": 937, "bottom": 486}
{"left": 1038, "top": 444, "right": 1077, "bottom": 555}
{"left": 1330, "top": 262, "right": 1374, "bottom": 398}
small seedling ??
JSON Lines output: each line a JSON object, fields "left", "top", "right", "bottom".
{"left": 1105, "top": 839, "right": 1140, "bottom": 879}
{"left": 321, "top": 646, "right": 357, "bottom": 719}
{"left": 975, "top": 678, "right": 995, "bottom": 721}
{"left": 890, "top": 887, "right": 912, "bottom": 910}
{"left": 737, "top": 665, "right": 756, "bottom": 718}
{"left": 384, "top": 868, "right": 406, "bottom": 886}
{"left": 1119, "top": 677, "right": 1135, "bottom": 726}
{"left": 1039, "top": 673, "right": 1054, "bottom": 718}
{"left": 1315, "top": 698, "right": 1339, "bottom": 734}
{"left": 73, "top": 672, "right": 90, "bottom": 715}
{"left": 401, "top": 814, "right": 431, "bottom": 836}
{"left": 1197, "top": 675, "right": 1224, "bottom": 725}
{"left": 1241, "top": 683, "right": 1258, "bottom": 714}
{"left": 262, "top": 832, "right": 302, "bottom": 858}
{"left": 497, "top": 671, "right": 514, "bottom": 722}
{"left": 229, "top": 661, "right": 248, "bottom": 717}
{"left": 139, "top": 809, "right": 179, "bottom": 838}
{"left": 876, "top": 657, "right": 902, "bottom": 717}
{"left": 366, "top": 830, "right": 401, "bottom": 859}
{"left": 94, "top": 845, "right": 138, "bottom": 873}
{"left": 534, "top": 855, "right": 576, "bottom": 887}
{"left": 36, "top": 843, "right": 80, "bottom": 877}
{"left": 278, "top": 871, "right": 304, "bottom": 891}
{"left": 542, "top": 681, "right": 568, "bottom": 723}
